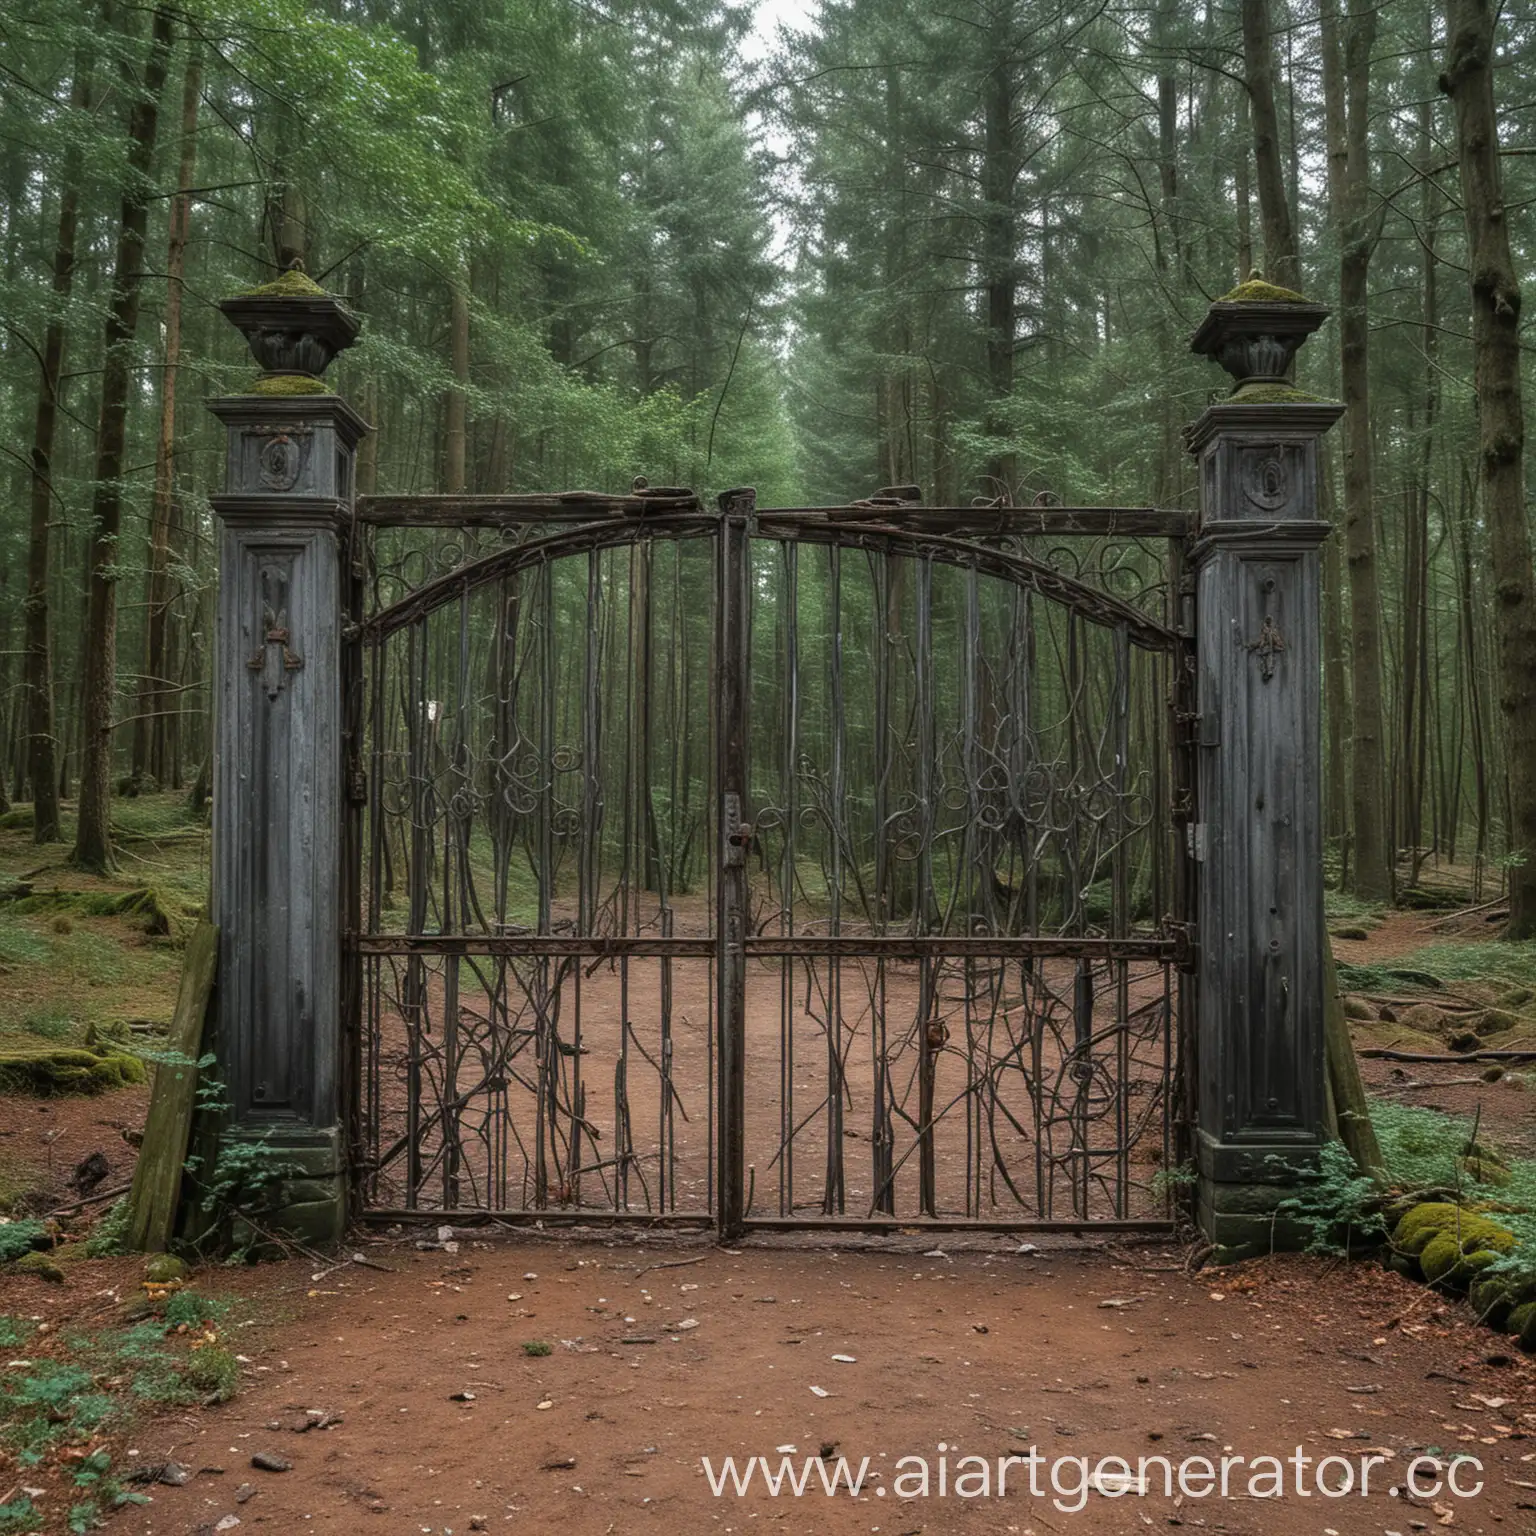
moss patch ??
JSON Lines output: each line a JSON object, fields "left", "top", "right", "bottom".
{"left": 1219, "top": 278, "right": 1310, "bottom": 303}
{"left": 249, "top": 373, "right": 329, "bottom": 397}
{"left": 235, "top": 269, "right": 328, "bottom": 299}
{"left": 0, "top": 1046, "right": 147, "bottom": 1096}
{"left": 1229, "top": 383, "right": 1338, "bottom": 406}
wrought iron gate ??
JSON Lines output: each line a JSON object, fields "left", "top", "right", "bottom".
{"left": 346, "top": 487, "right": 1193, "bottom": 1235}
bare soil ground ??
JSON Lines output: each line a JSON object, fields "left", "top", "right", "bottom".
{"left": 6, "top": 1234, "right": 1534, "bottom": 1535}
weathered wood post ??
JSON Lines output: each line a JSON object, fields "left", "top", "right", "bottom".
{"left": 1186, "top": 286, "right": 1343, "bottom": 1255}
{"left": 206, "top": 273, "right": 367, "bottom": 1246}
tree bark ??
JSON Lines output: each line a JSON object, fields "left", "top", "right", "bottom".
{"left": 1442, "top": 0, "right": 1536, "bottom": 937}
{"left": 1239, "top": 0, "right": 1298, "bottom": 289}
{"left": 133, "top": 45, "right": 200, "bottom": 792}
{"left": 71, "top": 6, "right": 175, "bottom": 874}
{"left": 443, "top": 269, "right": 470, "bottom": 493}
{"left": 981, "top": 20, "right": 1017, "bottom": 492}
{"left": 1321, "top": 0, "right": 1390, "bottom": 900}
{"left": 23, "top": 47, "right": 94, "bottom": 842}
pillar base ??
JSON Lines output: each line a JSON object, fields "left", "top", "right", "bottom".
{"left": 1196, "top": 1130, "right": 1320, "bottom": 1260}
{"left": 223, "top": 1125, "right": 347, "bottom": 1250}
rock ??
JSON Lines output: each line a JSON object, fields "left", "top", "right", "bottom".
{"left": 1520, "top": 1306, "right": 1536, "bottom": 1355}
{"left": 145, "top": 1254, "right": 189, "bottom": 1284}
{"left": 1448, "top": 1029, "right": 1481, "bottom": 1053}
{"left": 1474, "top": 1007, "right": 1520, "bottom": 1038}
{"left": 159, "top": 1462, "right": 191, "bottom": 1487}
{"left": 1393, "top": 1203, "right": 1515, "bottom": 1287}
{"left": 67, "top": 1150, "right": 111, "bottom": 1196}
{"left": 250, "top": 1452, "right": 292, "bottom": 1473}
{"left": 234, "top": 1484, "right": 256, "bottom": 1505}
{"left": 1341, "top": 995, "right": 1376, "bottom": 1021}
{"left": 367, "top": 1501, "right": 390, "bottom": 1514}
{"left": 1400, "top": 1003, "right": 1445, "bottom": 1033}
{"left": 1330, "top": 925, "right": 1371, "bottom": 942}
{"left": 214, "top": 1519, "right": 240, "bottom": 1533}
{"left": 1378, "top": 1005, "right": 1398, "bottom": 1023}
{"left": 449, "top": 1390, "right": 476, "bottom": 1402}
{"left": 12, "top": 1252, "right": 64, "bottom": 1283}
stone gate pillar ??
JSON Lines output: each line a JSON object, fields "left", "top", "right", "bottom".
{"left": 205, "top": 276, "right": 367, "bottom": 1246}
{"left": 1186, "top": 292, "right": 1343, "bottom": 1256}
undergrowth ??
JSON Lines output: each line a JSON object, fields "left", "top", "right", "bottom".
{"left": 0, "top": 1292, "right": 239, "bottom": 1529}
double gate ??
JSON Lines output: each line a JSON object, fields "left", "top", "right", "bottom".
{"left": 345, "top": 486, "right": 1194, "bottom": 1234}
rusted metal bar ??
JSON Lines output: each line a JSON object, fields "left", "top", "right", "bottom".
{"left": 757, "top": 506, "right": 1192, "bottom": 538}
{"left": 357, "top": 490, "right": 702, "bottom": 524}
{"left": 742, "top": 1215, "right": 1176, "bottom": 1235}
{"left": 352, "top": 933, "right": 1181, "bottom": 958}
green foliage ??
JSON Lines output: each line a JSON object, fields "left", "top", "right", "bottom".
{"left": 0, "top": 1496, "right": 40, "bottom": 1534}
{"left": 1402, "top": 942, "right": 1536, "bottom": 990}
{"left": 0, "top": 1221, "right": 49, "bottom": 1264}
{"left": 522, "top": 1339, "right": 553, "bottom": 1357}
{"left": 183, "top": 1345, "right": 241, "bottom": 1401}
{"left": 1275, "top": 1142, "right": 1389, "bottom": 1254}
{"left": 164, "top": 1290, "right": 222, "bottom": 1329}
{"left": 1372, "top": 1101, "right": 1482, "bottom": 1189}
{"left": 82, "top": 1199, "right": 131, "bottom": 1258}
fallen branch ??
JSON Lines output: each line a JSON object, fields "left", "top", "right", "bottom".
{"left": 1360, "top": 1048, "right": 1536, "bottom": 1063}
{"left": 47, "top": 1181, "right": 131, "bottom": 1217}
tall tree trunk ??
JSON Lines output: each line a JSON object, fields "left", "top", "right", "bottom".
{"left": 1442, "top": 0, "right": 1536, "bottom": 937}
{"left": 1239, "top": 0, "right": 1298, "bottom": 289}
{"left": 133, "top": 44, "right": 200, "bottom": 791}
{"left": 72, "top": 6, "right": 175, "bottom": 874}
{"left": 1320, "top": 455, "right": 1351, "bottom": 850}
{"left": 24, "top": 49, "right": 94, "bottom": 842}
{"left": 981, "top": 21, "right": 1017, "bottom": 492}
{"left": 443, "top": 269, "right": 470, "bottom": 492}
{"left": 1321, "top": 0, "right": 1389, "bottom": 900}
{"left": 1234, "top": 83, "right": 1253, "bottom": 282}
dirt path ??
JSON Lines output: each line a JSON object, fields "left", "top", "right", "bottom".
{"left": 45, "top": 1235, "right": 1530, "bottom": 1535}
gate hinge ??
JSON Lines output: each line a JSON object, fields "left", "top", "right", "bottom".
{"left": 1162, "top": 918, "right": 1197, "bottom": 971}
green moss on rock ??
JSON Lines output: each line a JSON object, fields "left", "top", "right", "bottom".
{"left": 145, "top": 1254, "right": 189, "bottom": 1284}
{"left": 1394, "top": 1202, "right": 1515, "bottom": 1289}
{"left": 236, "top": 269, "right": 328, "bottom": 299}
{"left": 1219, "top": 278, "right": 1310, "bottom": 303}
{"left": 0, "top": 1047, "right": 147, "bottom": 1096}
{"left": 248, "top": 373, "right": 329, "bottom": 397}
{"left": 1508, "top": 1300, "right": 1536, "bottom": 1337}
{"left": 11, "top": 1251, "right": 64, "bottom": 1283}
{"left": 1469, "top": 1273, "right": 1530, "bottom": 1329}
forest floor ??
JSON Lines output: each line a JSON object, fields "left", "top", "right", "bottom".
{"left": 5, "top": 799, "right": 1536, "bottom": 1533}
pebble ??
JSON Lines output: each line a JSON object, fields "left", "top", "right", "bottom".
{"left": 250, "top": 1452, "right": 292, "bottom": 1473}
{"left": 234, "top": 1484, "right": 256, "bottom": 1505}
{"left": 214, "top": 1518, "right": 240, "bottom": 1532}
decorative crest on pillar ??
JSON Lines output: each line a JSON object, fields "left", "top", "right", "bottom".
{"left": 1189, "top": 276, "right": 1330, "bottom": 399}
{"left": 217, "top": 262, "right": 361, "bottom": 397}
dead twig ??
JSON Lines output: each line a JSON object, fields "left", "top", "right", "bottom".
{"left": 46, "top": 1181, "right": 131, "bottom": 1218}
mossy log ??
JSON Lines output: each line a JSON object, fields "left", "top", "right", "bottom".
{"left": 0, "top": 883, "right": 179, "bottom": 935}
{"left": 0, "top": 1046, "right": 147, "bottom": 1095}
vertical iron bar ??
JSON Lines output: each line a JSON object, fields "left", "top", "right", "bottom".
{"left": 716, "top": 491, "right": 752, "bottom": 1240}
